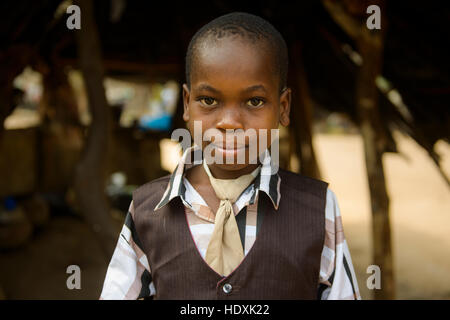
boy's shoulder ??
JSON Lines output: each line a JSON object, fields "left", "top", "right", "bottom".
{"left": 130, "top": 168, "right": 329, "bottom": 211}
{"left": 132, "top": 174, "right": 172, "bottom": 212}
{"left": 277, "top": 168, "right": 329, "bottom": 196}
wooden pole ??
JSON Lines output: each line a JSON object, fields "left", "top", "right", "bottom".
{"left": 356, "top": 24, "right": 394, "bottom": 300}
{"left": 322, "top": 0, "right": 394, "bottom": 299}
{"left": 289, "top": 42, "right": 321, "bottom": 179}
{"left": 74, "top": 0, "right": 117, "bottom": 259}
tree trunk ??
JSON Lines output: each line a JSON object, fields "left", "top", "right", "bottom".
{"left": 74, "top": 0, "right": 116, "bottom": 259}
{"left": 355, "top": 19, "right": 394, "bottom": 300}
{"left": 289, "top": 42, "right": 321, "bottom": 179}
{"left": 322, "top": 0, "right": 394, "bottom": 299}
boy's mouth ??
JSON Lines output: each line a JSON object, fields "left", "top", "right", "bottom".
{"left": 211, "top": 143, "right": 248, "bottom": 157}
{"left": 211, "top": 142, "right": 248, "bottom": 149}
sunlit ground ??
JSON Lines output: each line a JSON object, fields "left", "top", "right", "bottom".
{"left": 314, "top": 131, "right": 450, "bottom": 299}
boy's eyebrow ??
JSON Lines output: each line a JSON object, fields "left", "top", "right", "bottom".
{"left": 194, "top": 84, "right": 221, "bottom": 94}
{"left": 194, "top": 84, "right": 268, "bottom": 94}
{"left": 243, "top": 85, "right": 268, "bottom": 94}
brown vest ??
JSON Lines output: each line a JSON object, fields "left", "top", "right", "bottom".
{"left": 132, "top": 168, "right": 328, "bottom": 300}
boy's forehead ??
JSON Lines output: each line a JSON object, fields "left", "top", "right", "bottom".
{"left": 191, "top": 37, "right": 278, "bottom": 90}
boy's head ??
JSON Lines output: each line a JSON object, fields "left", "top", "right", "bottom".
{"left": 182, "top": 12, "right": 291, "bottom": 177}
{"left": 185, "top": 12, "right": 289, "bottom": 93}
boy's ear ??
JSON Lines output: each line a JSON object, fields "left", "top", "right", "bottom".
{"left": 182, "top": 83, "right": 190, "bottom": 122}
{"left": 279, "top": 87, "right": 291, "bottom": 127}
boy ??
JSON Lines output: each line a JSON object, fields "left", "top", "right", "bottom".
{"left": 100, "top": 12, "right": 360, "bottom": 300}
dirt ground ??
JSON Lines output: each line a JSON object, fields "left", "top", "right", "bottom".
{"left": 0, "top": 215, "right": 111, "bottom": 299}
{"left": 0, "top": 131, "right": 448, "bottom": 299}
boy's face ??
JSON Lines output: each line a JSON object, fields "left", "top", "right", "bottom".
{"left": 183, "top": 37, "right": 291, "bottom": 177}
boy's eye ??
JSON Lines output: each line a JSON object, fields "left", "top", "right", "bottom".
{"left": 199, "top": 97, "right": 218, "bottom": 106}
{"left": 247, "top": 97, "right": 265, "bottom": 108}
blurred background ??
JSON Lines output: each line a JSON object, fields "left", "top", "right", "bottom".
{"left": 0, "top": 0, "right": 448, "bottom": 300}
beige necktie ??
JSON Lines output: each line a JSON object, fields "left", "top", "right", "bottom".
{"left": 203, "top": 161, "right": 260, "bottom": 276}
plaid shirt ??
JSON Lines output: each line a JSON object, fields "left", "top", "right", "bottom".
{"left": 100, "top": 145, "right": 361, "bottom": 300}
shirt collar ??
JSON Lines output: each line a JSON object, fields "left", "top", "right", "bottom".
{"left": 154, "top": 144, "right": 281, "bottom": 211}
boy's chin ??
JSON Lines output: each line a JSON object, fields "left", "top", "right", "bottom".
{"left": 202, "top": 147, "right": 263, "bottom": 172}
{"left": 213, "top": 163, "right": 253, "bottom": 171}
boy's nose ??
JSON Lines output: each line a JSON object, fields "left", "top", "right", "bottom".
{"left": 215, "top": 107, "right": 244, "bottom": 131}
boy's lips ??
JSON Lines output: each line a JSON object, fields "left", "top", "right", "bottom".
{"left": 211, "top": 143, "right": 248, "bottom": 150}
{"left": 211, "top": 143, "right": 248, "bottom": 157}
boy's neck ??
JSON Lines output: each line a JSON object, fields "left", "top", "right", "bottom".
{"left": 206, "top": 163, "right": 260, "bottom": 180}
{"left": 186, "top": 163, "right": 260, "bottom": 188}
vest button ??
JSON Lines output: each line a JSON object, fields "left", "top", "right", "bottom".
{"left": 223, "top": 283, "right": 232, "bottom": 294}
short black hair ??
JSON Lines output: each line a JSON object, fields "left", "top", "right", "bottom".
{"left": 185, "top": 12, "right": 288, "bottom": 92}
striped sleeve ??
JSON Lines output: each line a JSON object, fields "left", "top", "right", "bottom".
{"left": 99, "top": 201, "right": 155, "bottom": 300}
{"left": 318, "top": 189, "right": 361, "bottom": 300}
